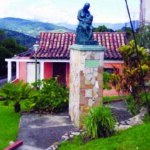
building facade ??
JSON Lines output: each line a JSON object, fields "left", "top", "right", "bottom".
{"left": 5, "top": 32, "right": 127, "bottom": 96}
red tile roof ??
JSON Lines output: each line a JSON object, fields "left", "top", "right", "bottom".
{"left": 32, "top": 32, "right": 127, "bottom": 60}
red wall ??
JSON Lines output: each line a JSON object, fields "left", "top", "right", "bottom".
{"left": 103, "top": 62, "right": 123, "bottom": 96}
{"left": 65, "top": 62, "right": 123, "bottom": 96}
{"left": 44, "top": 62, "right": 52, "bottom": 79}
{"left": 18, "top": 61, "right": 123, "bottom": 96}
{"left": 104, "top": 62, "right": 123, "bottom": 74}
{"left": 66, "top": 63, "right": 70, "bottom": 87}
{"left": 19, "top": 62, "right": 27, "bottom": 82}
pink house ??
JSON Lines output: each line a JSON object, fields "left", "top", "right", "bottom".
{"left": 5, "top": 32, "right": 127, "bottom": 96}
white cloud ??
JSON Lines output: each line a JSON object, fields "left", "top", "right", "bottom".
{"left": 0, "top": 0, "right": 140, "bottom": 24}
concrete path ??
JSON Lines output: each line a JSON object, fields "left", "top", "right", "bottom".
{"left": 17, "top": 101, "right": 131, "bottom": 150}
{"left": 105, "top": 101, "right": 132, "bottom": 123}
{"left": 17, "top": 113, "right": 77, "bottom": 150}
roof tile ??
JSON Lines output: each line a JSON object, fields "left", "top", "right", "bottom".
{"left": 31, "top": 32, "right": 127, "bottom": 60}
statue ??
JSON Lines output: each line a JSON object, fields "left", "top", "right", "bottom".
{"left": 75, "top": 3, "right": 98, "bottom": 45}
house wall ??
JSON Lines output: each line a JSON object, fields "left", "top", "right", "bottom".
{"left": 66, "top": 63, "right": 70, "bottom": 87}
{"left": 66, "top": 62, "right": 123, "bottom": 96}
{"left": 17, "top": 61, "right": 123, "bottom": 96}
{"left": 104, "top": 62, "right": 123, "bottom": 74}
{"left": 44, "top": 62, "right": 53, "bottom": 79}
{"left": 103, "top": 62, "right": 123, "bottom": 96}
{"left": 19, "top": 62, "right": 27, "bottom": 82}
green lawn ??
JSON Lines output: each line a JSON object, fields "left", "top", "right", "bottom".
{"left": 0, "top": 100, "right": 28, "bottom": 149}
{"left": 59, "top": 123, "right": 150, "bottom": 150}
{"left": 103, "top": 95, "right": 127, "bottom": 103}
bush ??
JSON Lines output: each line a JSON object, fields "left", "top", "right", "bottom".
{"left": 141, "top": 92, "right": 150, "bottom": 108}
{"left": 125, "top": 95, "right": 140, "bottom": 116}
{"left": 25, "top": 78, "right": 69, "bottom": 112}
{"left": 0, "top": 80, "right": 32, "bottom": 112}
{"left": 0, "top": 80, "right": 31, "bottom": 101}
{"left": 82, "top": 105, "right": 116, "bottom": 139}
{"left": 103, "top": 72, "right": 112, "bottom": 90}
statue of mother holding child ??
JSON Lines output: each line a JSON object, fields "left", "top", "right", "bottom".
{"left": 76, "top": 3, "right": 98, "bottom": 45}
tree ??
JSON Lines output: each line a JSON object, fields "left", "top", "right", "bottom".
{"left": 0, "top": 45, "right": 13, "bottom": 76}
{"left": 136, "top": 24, "right": 150, "bottom": 49}
{"left": 94, "top": 25, "right": 110, "bottom": 32}
{"left": 0, "top": 31, "right": 27, "bottom": 77}
{"left": 111, "top": 40, "right": 150, "bottom": 115}
{"left": 0, "top": 29, "right": 5, "bottom": 42}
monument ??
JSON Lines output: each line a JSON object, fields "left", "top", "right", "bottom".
{"left": 76, "top": 3, "right": 98, "bottom": 45}
{"left": 69, "top": 3, "right": 105, "bottom": 127}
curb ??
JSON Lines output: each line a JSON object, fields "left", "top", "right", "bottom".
{"left": 4, "top": 140, "right": 23, "bottom": 150}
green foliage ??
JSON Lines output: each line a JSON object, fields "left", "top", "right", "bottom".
{"left": 119, "top": 26, "right": 132, "bottom": 38}
{"left": 25, "top": 78, "right": 69, "bottom": 112}
{"left": 82, "top": 105, "right": 116, "bottom": 139}
{"left": 0, "top": 45, "right": 13, "bottom": 76}
{"left": 125, "top": 95, "right": 139, "bottom": 116}
{"left": 59, "top": 123, "right": 150, "bottom": 150}
{"left": 141, "top": 92, "right": 150, "bottom": 113}
{"left": 136, "top": 24, "right": 150, "bottom": 49}
{"left": 103, "top": 95, "right": 126, "bottom": 103}
{"left": 94, "top": 25, "right": 110, "bottom": 32}
{"left": 103, "top": 72, "right": 112, "bottom": 90}
{"left": 0, "top": 29, "right": 5, "bottom": 42}
{"left": 0, "top": 81, "right": 32, "bottom": 111}
{"left": 111, "top": 40, "right": 150, "bottom": 115}
{"left": 0, "top": 29, "right": 27, "bottom": 77}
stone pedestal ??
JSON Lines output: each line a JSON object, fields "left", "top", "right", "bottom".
{"left": 69, "top": 44, "right": 105, "bottom": 127}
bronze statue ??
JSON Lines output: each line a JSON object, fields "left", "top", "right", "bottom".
{"left": 75, "top": 3, "right": 98, "bottom": 45}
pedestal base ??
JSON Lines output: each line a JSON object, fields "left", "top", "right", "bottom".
{"left": 69, "top": 44, "right": 105, "bottom": 127}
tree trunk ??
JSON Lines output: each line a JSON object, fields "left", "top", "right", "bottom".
{"left": 14, "top": 102, "right": 21, "bottom": 113}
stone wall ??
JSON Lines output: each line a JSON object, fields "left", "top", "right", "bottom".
{"left": 69, "top": 45, "right": 105, "bottom": 127}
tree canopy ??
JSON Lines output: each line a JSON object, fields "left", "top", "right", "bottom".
{"left": 94, "top": 25, "right": 114, "bottom": 32}
{"left": 0, "top": 29, "right": 27, "bottom": 76}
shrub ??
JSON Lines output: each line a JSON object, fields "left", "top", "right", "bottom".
{"left": 0, "top": 80, "right": 31, "bottom": 101}
{"left": 0, "top": 80, "right": 32, "bottom": 112}
{"left": 111, "top": 40, "right": 150, "bottom": 115}
{"left": 141, "top": 92, "right": 150, "bottom": 107}
{"left": 82, "top": 105, "right": 116, "bottom": 139}
{"left": 25, "top": 78, "right": 69, "bottom": 112}
{"left": 103, "top": 72, "right": 112, "bottom": 90}
{"left": 125, "top": 95, "right": 140, "bottom": 116}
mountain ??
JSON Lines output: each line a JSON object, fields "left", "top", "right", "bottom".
{"left": 93, "top": 20, "right": 139, "bottom": 31}
{"left": 56, "top": 22, "right": 77, "bottom": 31}
{"left": 56, "top": 20, "right": 139, "bottom": 31}
{"left": 0, "top": 17, "right": 72, "bottom": 37}
{"left": 2, "top": 29, "right": 36, "bottom": 48}
{"left": 0, "top": 17, "right": 140, "bottom": 40}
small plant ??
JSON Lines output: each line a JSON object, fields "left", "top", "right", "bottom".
{"left": 82, "top": 105, "right": 116, "bottom": 139}
{"left": 0, "top": 81, "right": 32, "bottom": 112}
{"left": 25, "top": 78, "right": 69, "bottom": 112}
{"left": 141, "top": 92, "right": 150, "bottom": 115}
{"left": 125, "top": 95, "right": 140, "bottom": 116}
{"left": 103, "top": 72, "right": 112, "bottom": 90}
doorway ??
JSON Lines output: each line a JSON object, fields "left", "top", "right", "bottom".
{"left": 53, "top": 63, "right": 66, "bottom": 85}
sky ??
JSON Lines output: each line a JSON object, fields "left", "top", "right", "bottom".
{"left": 0, "top": 0, "right": 140, "bottom": 24}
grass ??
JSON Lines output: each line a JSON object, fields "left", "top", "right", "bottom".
{"left": 58, "top": 123, "right": 150, "bottom": 150}
{"left": 0, "top": 100, "right": 28, "bottom": 149}
{"left": 103, "top": 95, "right": 127, "bottom": 103}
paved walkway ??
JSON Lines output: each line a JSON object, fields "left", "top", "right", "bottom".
{"left": 17, "top": 112, "right": 78, "bottom": 150}
{"left": 17, "top": 101, "right": 131, "bottom": 150}
{"left": 105, "top": 101, "right": 132, "bottom": 123}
